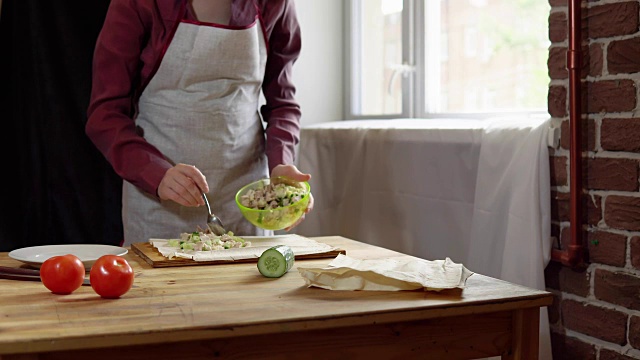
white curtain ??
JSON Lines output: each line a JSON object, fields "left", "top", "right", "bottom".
{"left": 295, "top": 116, "right": 552, "bottom": 359}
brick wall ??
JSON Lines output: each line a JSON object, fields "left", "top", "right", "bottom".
{"left": 546, "top": 0, "right": 640, "bottom": 359}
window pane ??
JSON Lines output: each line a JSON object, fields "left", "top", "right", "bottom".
{"left": 425, "top": 0, "right": 551, "bottom": 113}
{"left": 351, "top": 0, "right": 404, "bottom": 116}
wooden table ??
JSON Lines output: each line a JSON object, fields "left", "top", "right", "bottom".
{"left": 0, "top": 236, "right": 552, "bottom": 360}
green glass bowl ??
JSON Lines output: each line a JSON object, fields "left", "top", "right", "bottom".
{"left": 235, "top": 177, "right": 311, "bottom": 231}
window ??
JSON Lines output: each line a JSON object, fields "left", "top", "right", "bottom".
{"left": 346, "top": 0, "right": 551, "bottom": 119}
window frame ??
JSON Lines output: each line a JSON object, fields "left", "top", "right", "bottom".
{"left": 343, "top": 0, "right": 415, "bottom": 120}
{"left": 344, "top": 0, "right": 550, "bottom": 120}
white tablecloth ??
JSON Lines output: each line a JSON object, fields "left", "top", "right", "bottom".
{"left": 295, "top": 117, "right": 552, "bottom": 359}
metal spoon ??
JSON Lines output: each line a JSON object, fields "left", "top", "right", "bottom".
{"left": 202, "top": 194, "right": 227, "bottom": 236}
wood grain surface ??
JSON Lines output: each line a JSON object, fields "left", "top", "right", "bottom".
{"left": 0, "top": 236, "right": 553, "bottom": 359}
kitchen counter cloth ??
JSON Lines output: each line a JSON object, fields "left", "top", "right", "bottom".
{"left": 298, "top": 254, "right": 473, "bottom": 291}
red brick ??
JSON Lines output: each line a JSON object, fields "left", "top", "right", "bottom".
{"left": 558, "top": 226, "right": 596, "bottom": 258}
{"left": 600, "top": 349, "right": 639, "bottom": 360}
{"left": 548, "top": 45, "right": 592, "bottom": 80}
{"left": 551, "top": 156, "right": 568, "bottom": 187}
{"left": 588, "top": 231, "right": 627, "bottom": 267}
{"left": 549, "top": 11, "right": 568, "bottom": 43}
{"left": 588, "top": 43, "right": 603, "bottom": 77}
{"left": 587, "top": 194, "right": 603, "bottom": 226}
{"left": 586, "top": 158, "right": 640, "bottom": 192}
{"left": 562, "top": 299, "right": 627, "bottom": 344}
{"left": 554, "top": 188, "right": 600, "bottom": 226}
{"left": 609, "top": 37, "right": 640, "bottom": 75}
{"left": 545, "top": 261, "right": 590, "bottom": 297}
{"left": 605, "top": 196, "right": 640, "bottom": 232}
{"left": 550, "top": 191, "right": 601, "bottom": 226}
{"left": 551, "top": 190, "right": 569, "bottom": 222}
{"left": 549, "top": 85, "right": 567, "bottom": 118}
{"left": 549, "top": 47, "right": 568, "bottom": 80}
{"left": 547, "top": 0, "right": 640, "bottom": 348}
{"left": 630, "top": 236, "right": 640, "bottom": 270}
{"left": 549, "top": 0, "right": 565, "bottom": 7}
{"left": 594, "top": 269, "right": 640, "bottom": 311}
{"left": 587, "top": 2, "right": 639, "bottom": 39}
{"left": 551, "top": 332, "right": 596, "bottom": 360}
{"left": 560, "top": 118, "right": 596, "bottom": 151}
{"left": 630, "top": 316, "right": 640, "bottom": 349}
{"left": 601, "top": 118, "right": 640, "bottom": 153}
{"left": 587, "top": 80, "right": 637, "bottom": 114}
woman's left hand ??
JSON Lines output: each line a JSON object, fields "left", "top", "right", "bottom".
{"left": 271, "top": 164, "right": 314, "bottom": 231}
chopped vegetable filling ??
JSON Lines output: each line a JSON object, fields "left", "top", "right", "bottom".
{"left": 240, "top": 182, "right": 306, "bottom": 210}
{"left": 167, "top": 230, "right": 251, "bottom": 252}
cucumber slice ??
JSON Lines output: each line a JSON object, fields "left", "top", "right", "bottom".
{"left": 257, "top": 245, "right": 295, "bottom": 278}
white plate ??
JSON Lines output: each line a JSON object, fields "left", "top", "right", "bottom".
{"left": 8, "top": 244, "right": 128, "bottom": 270}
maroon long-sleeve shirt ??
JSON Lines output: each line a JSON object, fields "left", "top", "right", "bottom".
{"left": 86, "top": 0, "right": 302, "bottom": 196}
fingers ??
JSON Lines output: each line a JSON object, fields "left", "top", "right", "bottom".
{"left": 284, "top": 193, "right": 314, "bottom": 232}
{"left": 176, "top": 163, "right": 209, "bottom": 193}
{"left": 305, "top": 193, "right": 314, "bottom": 213}
{"left": 271, "top": 164, "right": 311, "bottom": 182}
{"left": 157, "top": 164, "right": 208, "bottom": 207}
{"left": 274, "top": 165, "right": 313, "bottom": 232}
{"left": 284, "top": 213, "right": 306, "bottom": 232}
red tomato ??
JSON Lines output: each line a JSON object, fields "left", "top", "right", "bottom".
{"left": 40, "top": 254, "right": 86, "bottom": 295}
{"left": 90, "top": 255, "right": 134, "bottom": 299}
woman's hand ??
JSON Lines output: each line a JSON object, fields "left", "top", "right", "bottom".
{"left": 271, "top": 164, "right": 314, "bottom": 231}
{"left": 157, "top": 163, "right": 208, "bottom": 207}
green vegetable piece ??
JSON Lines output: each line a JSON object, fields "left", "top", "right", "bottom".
{"left": 257, "top": 245, "right": 295, "bottom": 278}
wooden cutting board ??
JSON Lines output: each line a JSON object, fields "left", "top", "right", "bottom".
{"left": 131, "top": 241, "right": 346, "bottom": 268}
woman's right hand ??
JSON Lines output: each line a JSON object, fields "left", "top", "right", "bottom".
{"left": 157, "top": 164, "right": 209, "bottom": 207}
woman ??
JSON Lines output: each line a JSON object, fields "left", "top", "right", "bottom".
{"left": 86, "top": 0, "right": 312, "bottom": 246}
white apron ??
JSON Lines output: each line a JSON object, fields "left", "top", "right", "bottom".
{"left": 122, "top": 6, "right": 269, "bottom": 246}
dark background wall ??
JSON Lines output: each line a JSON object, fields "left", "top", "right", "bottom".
{"left": 546, "top": 0, "right": 640, "bottom": 358}
{"left": 0, "top": 1, "right": 123, "bottom": 251}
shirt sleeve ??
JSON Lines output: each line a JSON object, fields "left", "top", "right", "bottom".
{"left": 86, "top": 0, "right": 172, "bottom": 197}
{"left": 260, "top": 0, "right": 302, "bottom": 173}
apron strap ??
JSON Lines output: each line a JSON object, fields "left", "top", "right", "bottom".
{"left": 134, "top": 1, "right": 188, "bottom": 105}
{"left": 253, "top": 1, "right": 268, "bottom": 53}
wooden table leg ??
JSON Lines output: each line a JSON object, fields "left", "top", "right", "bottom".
{"left": 503, "top": 307, "right": 540, "bottom": 360}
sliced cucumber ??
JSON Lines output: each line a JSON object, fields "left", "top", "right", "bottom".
{"left": 257, "top": 245, "right": 295, "bottom": 278}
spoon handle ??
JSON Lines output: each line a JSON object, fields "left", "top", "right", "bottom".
{"left": 202, "top": 193, "right": 212, "bottom": 214}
